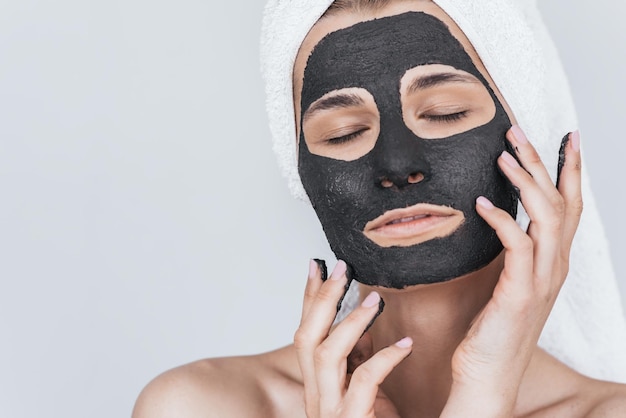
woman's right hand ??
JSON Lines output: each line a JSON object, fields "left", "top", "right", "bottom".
{"left": 294, "top": 260, "right": 413, "bottom": 418}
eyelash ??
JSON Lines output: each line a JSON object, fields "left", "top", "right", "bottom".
{"left": 324, "top": 111, "right": 467, "bottom": 144}
{"left": 422, "top": 111, "right": 468, "bottom": 123}
{"left": 327, "top": 128, "right": 369, "bottom": 145}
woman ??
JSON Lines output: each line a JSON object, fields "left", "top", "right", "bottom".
{"left": 133, "top": 0, "right": 626, "bottom": 416}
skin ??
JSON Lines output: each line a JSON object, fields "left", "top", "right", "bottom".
{"left": 132, "top": 1, "right": 626, "bottom": 417}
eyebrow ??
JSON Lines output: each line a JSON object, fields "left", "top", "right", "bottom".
{"left": 303, "top": 93, "right": 365, "bottom": 121}
{"left": 406, "top": 72, "right": 479, "bottom": 94}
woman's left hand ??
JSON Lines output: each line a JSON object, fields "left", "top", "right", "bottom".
{"left": 441, "top": 127, "right": 582, "bottom": 417}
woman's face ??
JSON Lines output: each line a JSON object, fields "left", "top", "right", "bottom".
{"left": 293, "top": 2, "right": 519, "bottom": 289}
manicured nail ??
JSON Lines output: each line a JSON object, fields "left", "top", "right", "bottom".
{"left": 500, "top": 151, "right": 520, "bottom": 168}
{"left": 571, "top": 130, "right": 580, "bottom": 152}
{"left": 395, "top": 337, "right": 413, "bottom": 348}
{"left": 363, "top": 297, "right": 385, "bottom": 335}
{"left": 362, "top": 291, "right": 381, "bottom": 308}
{"left": 330, "top": 260, "right": 347, "bottom": 281}
{"left": 308, "top": 259, "right": 318, "bottom": 279}
{"left": 511, "top": 125, "right": 528, "bottom": 144}
{"left": 476, "top": 196, "right": 495, "bottom": 209}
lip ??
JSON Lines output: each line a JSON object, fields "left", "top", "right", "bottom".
{"left": 363, "top": 203, "right": 465, "bottom": 247}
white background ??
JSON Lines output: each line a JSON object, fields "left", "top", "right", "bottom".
{"left": 0, "top": 1, "right": 624, "bottom": 417}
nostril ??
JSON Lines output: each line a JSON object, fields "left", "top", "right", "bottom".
{"left": 379, "top": 172, "right": 424, "bottom": 188}
{"left": 408, "top": 172, "right": 425, "bottom": 184}
{"left": 380, "top": 178, "right": 394, "bottom": 188}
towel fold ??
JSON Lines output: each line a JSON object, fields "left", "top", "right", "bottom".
{"left": 260, "top": 0, "right": 626, "bottom": 381}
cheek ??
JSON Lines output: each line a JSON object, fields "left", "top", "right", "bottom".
{"left": 299, "top": 150, "right": 375, "bottom": 213}
{"left": 436, "top": 141, "right": 493, "bottom": 181}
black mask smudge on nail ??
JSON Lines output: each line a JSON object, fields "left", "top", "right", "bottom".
{"left": 556, "top": 133, "right": 570, "bottom": 189}
{"left": 298, "top": 12, "right": 518, "bottom": 288}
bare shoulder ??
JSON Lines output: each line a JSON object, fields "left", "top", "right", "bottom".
{"left": 585, "top": 380, "right": 626, "bottom": 417}
{"left": 517, "top": 348, "right": 626, "bottom": 418}
{"left": 132, "top": 345, "right": 306, "bottom": 418}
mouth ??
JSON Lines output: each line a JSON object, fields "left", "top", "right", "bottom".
{"left": 363, "top": 203, "right": 465, "bottom": 247}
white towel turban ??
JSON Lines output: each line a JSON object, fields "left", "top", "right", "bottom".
{"left": 260, "top": 0, "right": 626, "bottom": 381}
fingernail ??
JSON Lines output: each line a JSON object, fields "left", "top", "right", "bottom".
{"left": 361, "top": 291, "right": 381, "bottom": 308}
{"left": 395, "top": 337, "right": 413, "bottom": 348}
{"left": 571, "top": 130, "right": 580, "bottom": 152}
{"left": 363, "top": 297, "right": 385, "bottom": 335}
{"left": 476, "top": 196, "right": 495, "bottom": 209}
{"left": 511, "top": 125, "right": 528, "bottom": 144}
{"left": 308, "top": 259, "right": 318, "bottom": 279}
{"left": 330, "top": 260, "right": 347, "bottom": 281}
{"left": 500, "top": 151, "right": 520, "bottom": 168}
{"left": 314, "top": 259, "right": 328, "bottom": 282}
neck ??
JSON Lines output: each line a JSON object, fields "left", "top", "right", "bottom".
{"left": 359, "top": 253, "right": 504, "bottom": 417}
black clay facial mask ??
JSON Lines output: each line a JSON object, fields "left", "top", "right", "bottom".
{"left": 298, "top": 12, "right": 517, "bottom": 288}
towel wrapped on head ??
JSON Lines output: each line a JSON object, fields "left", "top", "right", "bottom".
{"left": 260, "top": 0, "right": 626, "bottom": 381}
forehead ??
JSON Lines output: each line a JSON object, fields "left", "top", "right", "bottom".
{"left": 301, "top": 12, "right": 481, "bottom": 109}
{"left": 293, "top": 1, "right": 511, "bottom": 120}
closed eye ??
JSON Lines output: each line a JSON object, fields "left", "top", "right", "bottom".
{"left": 421, "top": 111, "right": 468, "bottom": 123}
{"left": 327, "top": 128, "right": 370, "bottom": 145}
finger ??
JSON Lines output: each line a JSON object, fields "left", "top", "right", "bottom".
{"left": 297, "top": 260, "right": 325, "bottom": 417}
{"left": 556, "top": 131, "right": 583, "bottom": 254}
{"left": 315, "top": 292, "right": 384, "bottom": 407}
{"left": 498, "top": 151, "right": 561, "bottom": 229}
{"left": 476, "top": 197, "right": 534, "bottom": 301}
{"left": 298, "top": 260, "right": 349, "bottom": 342}
{"left": 497, "top": 151, "right": 562, "bottom": 280}
{"left": 336, "top": 263, "right": 354, "bottom": 315}
{"left": 343, "top": 337, "right": 413, "bottom": 414}
{"left": 294, "top": 261, "right": 349, "bottom": 415}
{"left": 301, "top": 259, "right": 325, "bottom": 321}
{"left": 507, "top": 125, "right": 561, "bottom": 203}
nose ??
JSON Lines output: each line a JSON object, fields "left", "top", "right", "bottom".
{"left": 374, "top": 127, "right": 429, "bottom": 189}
